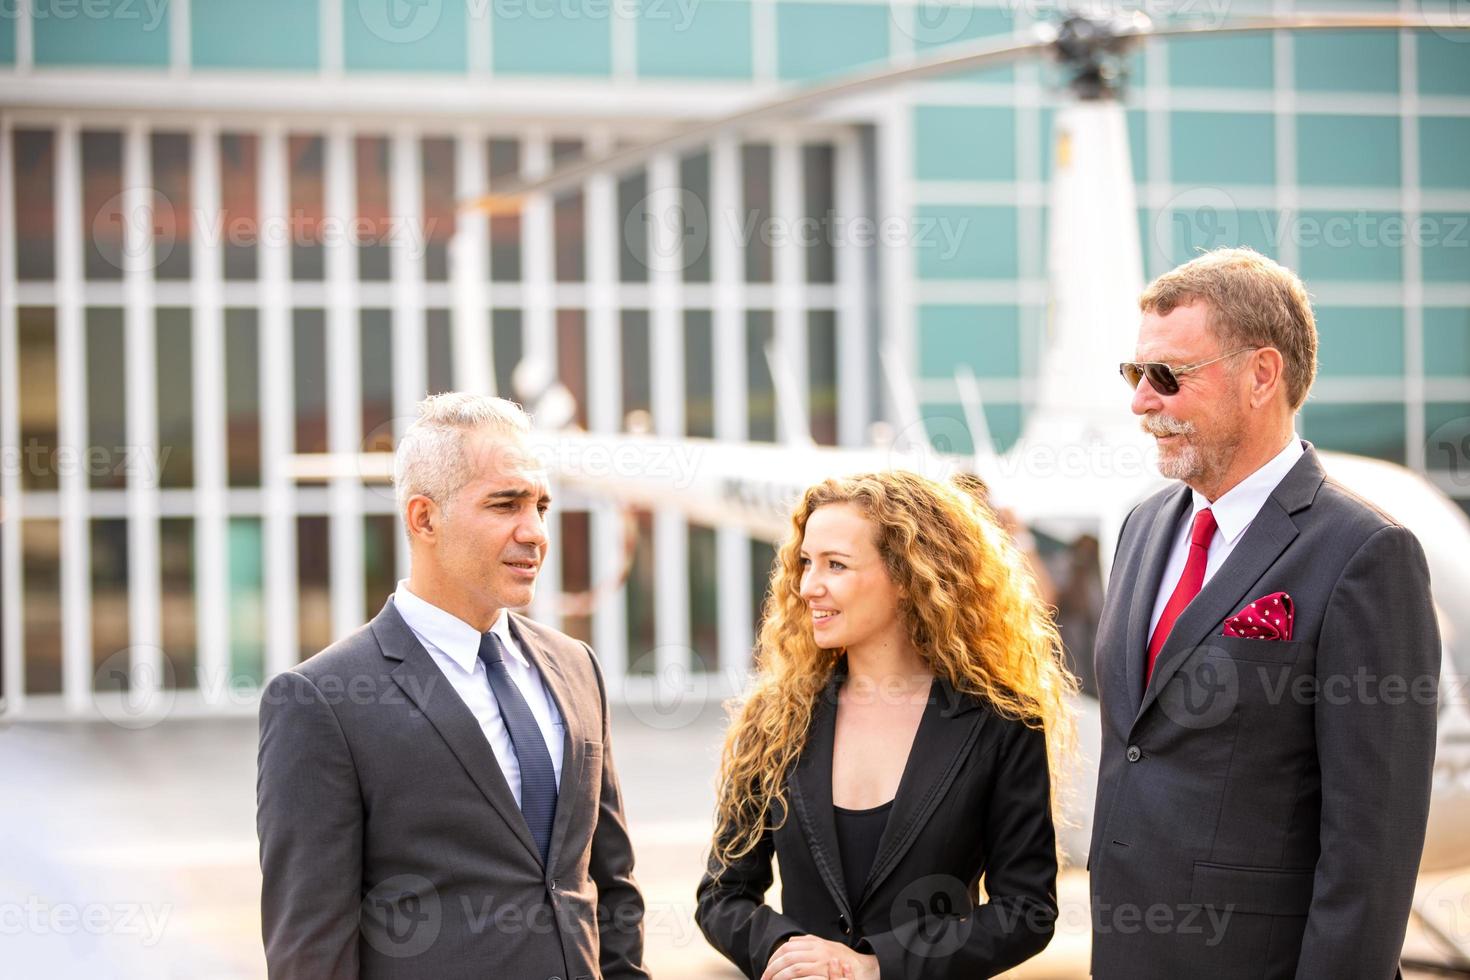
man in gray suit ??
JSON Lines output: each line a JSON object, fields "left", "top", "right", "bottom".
{"left": 1090, "top": 248, "right": 1439, "bottom": 978}
{"left": 257, "top": 393, "right": 648, "bottom": 980}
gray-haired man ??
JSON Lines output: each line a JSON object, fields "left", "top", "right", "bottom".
{"left": 257, "top": 393, "right": 649, "bottom": 980}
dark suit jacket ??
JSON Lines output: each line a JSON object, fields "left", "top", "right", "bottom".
{"left": 1090, "top": 444, "right": 1439, "bottom": 979}
{"left": 257, "top": 599, "right": 648, "bottom": 980}
{"left": 696, "top": 665, "right": 1058, "bottom": 979}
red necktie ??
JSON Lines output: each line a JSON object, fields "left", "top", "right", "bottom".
{"left": 1146, "top": 507, "right": 1217, "bottom": 682}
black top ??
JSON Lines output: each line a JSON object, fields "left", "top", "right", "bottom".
{"left": 833, "top": 799, "right": 893, "bottom": 911}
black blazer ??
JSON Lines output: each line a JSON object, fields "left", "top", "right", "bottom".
{"left": 696, "top": 664, "right": 1057, "bottom": 979}
{"left": 1089, "top": 445, "right": 1438, "bottom": 979}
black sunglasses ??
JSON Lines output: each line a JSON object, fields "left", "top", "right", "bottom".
{"left": 1119, "top": 347, "right": 1260, "bottom": 396}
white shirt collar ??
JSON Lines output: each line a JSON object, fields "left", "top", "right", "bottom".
{"left": 392, "top": 580, "right": 528, "bottom": 673}
{"left": 1188, "top": 436, "right": 1305, "bottom": 545}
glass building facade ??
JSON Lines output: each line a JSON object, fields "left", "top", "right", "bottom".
{"left": 1, "top": 0, "right": 1467, "bottom": 716}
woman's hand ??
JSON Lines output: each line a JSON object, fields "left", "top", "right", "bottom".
{"left": 759, "top": 935, "right": 880, "bottom": 980}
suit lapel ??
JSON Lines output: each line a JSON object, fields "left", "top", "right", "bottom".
{"left": 370, "top": 599, "right": 543, "bottom": 865}
{"left": 858, "top": 678, "right": 986, "bottom": 909}
{"left": 508, "top": 613, "right": 584, "bottom": 874}
{"left": 1135, "top": 446, "right": 1326, "bottom": 725}
{"left": 788, "top": 672, "right": 854, "bottom": 919}
{"left": 1123, "top": 486, "right": 1193, "bottom": 713}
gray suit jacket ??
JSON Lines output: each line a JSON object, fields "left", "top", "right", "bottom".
{"left": 257, "top": 599, "right": 648, "bottom": 980}
{"left": 1089, "top": 444, "right": 1438, "bottom": 979}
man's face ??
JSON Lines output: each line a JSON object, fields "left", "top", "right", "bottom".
{"left": 1130, "top": 302, "right": 1250, "bottom": 491}
{"left": 432, "top": 429, "right": 551, "bottom": 613}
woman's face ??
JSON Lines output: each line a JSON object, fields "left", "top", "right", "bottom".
{"left": 797, "top": 502, "right": 904, "bottom": 651}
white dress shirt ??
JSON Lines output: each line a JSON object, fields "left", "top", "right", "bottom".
{"left": 393, "top": 581, "right": 565, "bottom": 805}
{"left": 1148, "top": 436, "right": 1306, "bottom": 639}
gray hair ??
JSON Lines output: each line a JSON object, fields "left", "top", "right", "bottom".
{"left": 393, "top": 392, "right": 533, "bottom": 520}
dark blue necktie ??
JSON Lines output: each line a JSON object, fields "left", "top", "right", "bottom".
{"left": 477, "top": 631, "right": 558, "bottom": 865}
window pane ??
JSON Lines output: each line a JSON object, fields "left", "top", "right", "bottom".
{"left": 422, "top": 137, "right": 456, "bottom": 282}
{"left": 621, "top": 310, "right": 651, "bottom": 425}
{"left": 364, "top": 514, "right": 397, "bottom": 622}
{"left": 294, "top": 309, "right": 327, "bottom": 454}
{"left": 298, "top": 516, "right": 331, "bottom": 661}
{"left": 157, "top": 308, "right": 194, "bottom": 488}
{"left": 684, "top": 310, "right": 714, "bottom": 438}
{"left": 426, "top": 309, "right": 454, "bottom": 395}
{"left": 1301, "top": 402, "right": 1407, "bottom": 464}
{"left": 809, "top": 309, "right": 838, "bottom": 445}
{"left": 680, "top": 151, "right": 712, "bottom": 284}
{"left": 361, "top": 309, "right": 394, "bottom": 453}
{"left": 689, "top": 524, "right": 719, "bottom": 671}
{"left": 228, "top": 517, "right": 265, "bottom": 685}
{"left": 553, "top": 138, "right": 585, "bottom": 283}
{"left": 24, "top": 519, "right": 63, "bottom": 694}
{"left": 90, "top": 518, "right": 129, "bottom": 692}
{"left": 289, "top": 134, "right": 325, "bottom": 281}
{"left": 619, "top": 170, "right": 649, "bottom": 284}
{"left": 558, "top": 309, "right": 588, "bottom": 429}
{"left": 742, "top": 144, "right": 773, "bottom": 283}
{"left": 746, "top": 310, "right": 775, "bottom": 442}
{"left": 488, "top": 138, "right": 522, "bottom": 282}
{"left": 86, "top": 308, "right": 127, "bottom": 489}
{"left": 221, "top": 133, "right": 259, "bottom": 280}
{"left": 19, "top": 308, "right": 59, "bottom": 491}
{"left": 161, "top": 517, "right": 197, "bottom": 690}
{"left": 226, "top": 310, "right": 262, "bottom": 486}
{"left": 625, "top": 510, "right": 655, "bottom": 674}
{"left": 152, "top": 132, "right": 192, "bottom": 280}
{"left": 561, "top": 510, "right": 592, "bottom": 644}
{"left": 803, "top": 143, "right": 836, "bottom": 284}
{"left": 14, "top": 130, "right": 56, "bottom": 281}
{"left": 82, "top": 130, "right": 124, "bottom": 281}
{"left": 356, "top": 136, "right": 392, "bottom": 282}
{"left": 491, "top": 309, "right": 522, "bottom": 397}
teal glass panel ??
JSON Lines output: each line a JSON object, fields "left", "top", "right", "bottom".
{"left": 0, "top": 8, "right": 13, "bottom": 63}
{"left": 1420, "top": 211, "right": 1470, "bottom": 284}
{"left": 228, "top": 516, "right": 265, "bottom": 686}
{"left": 918, "top": 305, "right": 1020, "bottom": 380}
{"left": 1171, "top": 112, "right": 1276, "bottom": 186}
{"left": 1161, "top": 201, "right": 1284, "bottom": 267}
{"left": 1297, "top": 115, "right": 1400, "bottom": 187}
{"left": 494, "top": 0, "right": 611, "bottom": 75}
{"left": 344, "top": 0, "right": 466, "bottom": 72}
{"left": 911, "top": 6, "right": 1016, "bottom": 83}
{"left": 914, "top": 106, "right": 1015, "bottom": 181}
{"left": 914, "top": 205, "right": 1018, "bottom": 280}
{"left": 193, "top": 0, "right": 318, "bottom": 69}
{"left": 1300, "top": 401, "right": 1406, "bottom": 464}
{"left": 1421, "top": 117, "right": 1470, "bottom": 190}
{"left": 637, "top": 0, "right": 750, "bottom": 78}
{"left": 1167, "top": 34, "right": 1273, "bottom": 90}
{"left": 1417, "top": 32, "right": 1470, "bottom": 96}
{"left": 34, "top": 0, "right": 170, "bottom": 67}
{"left": 1293, "top": 30, "right": 1397, "bottom": 93}
{"left": 1295, "top": 210, "right": 1403, "bottom": 282}
{"left": 920, "top": 402, "right": 1023, "bottom": 454}
{"left": 776, "top": 3, "right": 888, "bottom": 81}
{"left": 1425, "top": 307, "right": 1470, "bottom": 379}
{"left": 1315, "top": 307, "right": 1404, "bottom": 377}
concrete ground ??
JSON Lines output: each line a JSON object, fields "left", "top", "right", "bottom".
{"left": 2, "top": 705, "right": 1467, "bottom": 978}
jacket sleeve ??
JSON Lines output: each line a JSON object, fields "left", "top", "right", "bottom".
{"left": 694, "top": 808, "right": 806, "bottom": 979}
{"left": 1294, "top": 524, "right": 1439, "bottom": 978}
{"left": 257, "top": 670, "right": 364, "bottom": 980}
{"left": 583, "top": 644, "right": 651, "bottom": 980}
{"left": 861, "top": 720, "right": 1058, "bottom": 979}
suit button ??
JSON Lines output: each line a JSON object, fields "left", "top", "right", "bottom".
{"left": 838, "top": 914, "right": 851, "bottom": 935}
{"left": 1126, "top": 745, "right": 1142, "bottom": 763}
{"left": 548, "top": 878, "right": 558, "bottom": 890}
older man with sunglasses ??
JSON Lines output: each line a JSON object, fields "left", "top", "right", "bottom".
{"left": 1089, "top": 247, "right": 1439, "bottom": 979}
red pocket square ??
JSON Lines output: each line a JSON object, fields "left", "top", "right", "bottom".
{"left": 1222, "top": 592, "right": 1294, "bottom": 640}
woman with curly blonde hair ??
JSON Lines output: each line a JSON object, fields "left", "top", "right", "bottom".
{"left": 695, "top": 470, "right": 1076, "bottom": 980}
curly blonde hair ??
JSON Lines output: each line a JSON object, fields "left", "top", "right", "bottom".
{"left": 711, "top": 470, "right": 1077, "bottom": 869}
